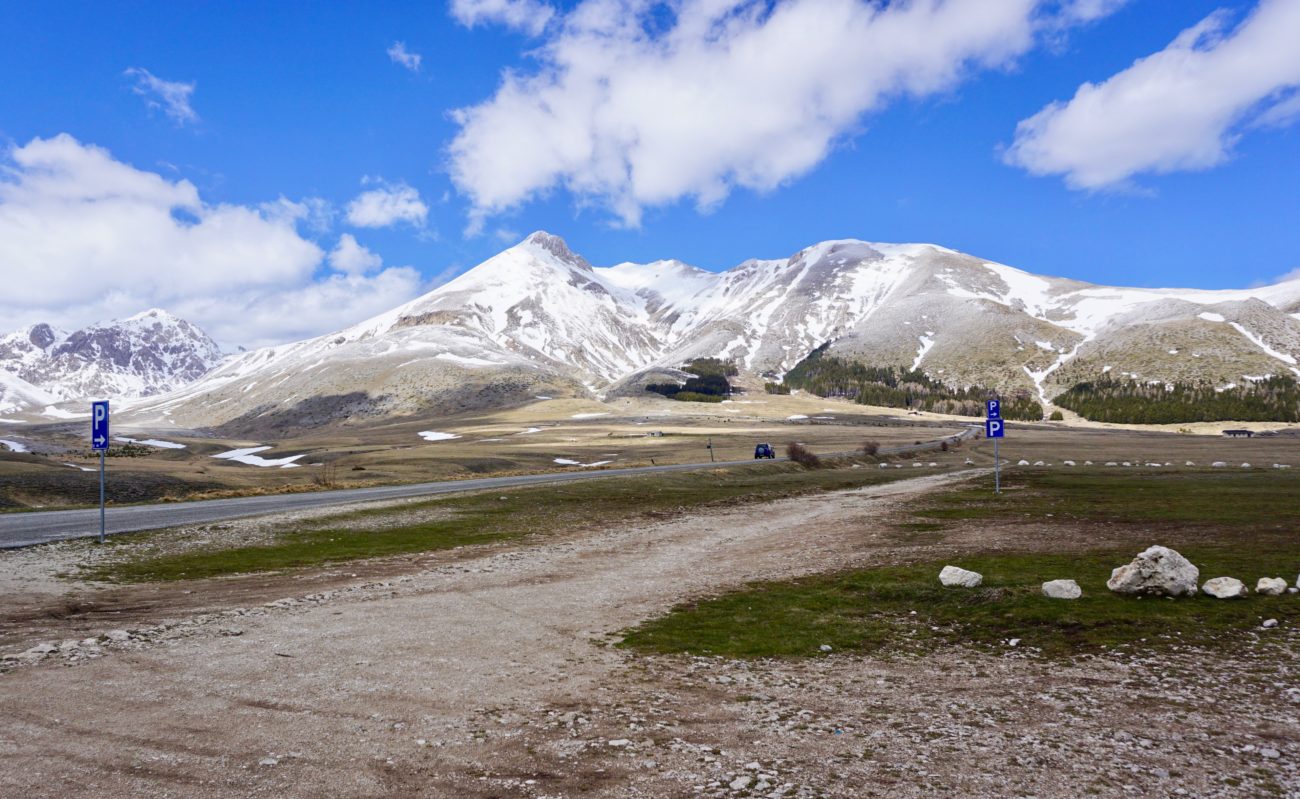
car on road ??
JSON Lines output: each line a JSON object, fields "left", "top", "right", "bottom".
{"left": 754, "top": 442, "right": 775, "bottom": 459}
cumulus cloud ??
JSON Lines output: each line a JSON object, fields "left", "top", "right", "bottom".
{"left": 448, "top": 0, "right": 1116, "bottom": 230}
{"left": 328, "top": 233, "right": 383, "bottom": 274}
{"left": 0, "top": 135, "right": 423, "bottom": 349}
{"left": 124, "top": 67, "right": 199, "bottom": 125}
{"left": 387, "top": 41, "right": 423, "bottom": 72}
{"left": 1006, "top": 0, "right": 1300, "bottom": 189}
{"left": 450, "top": 0, "right": 555, "bottom": 35}
{"left": 345, "top": 179, "right": 430, "bottom": 228}
{"left": 1056, "top": 0, "right": 1129, "bottom": 24}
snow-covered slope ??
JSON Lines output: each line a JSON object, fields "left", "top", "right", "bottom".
{"left": 0, "top": 309, "right": 224, "bottom": 403}
{"left": 32, "top": 231, "right": 1300, "bottom": 430}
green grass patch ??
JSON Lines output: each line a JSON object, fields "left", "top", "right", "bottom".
{"left": 92, "top": 459, "right": 926, "bottom": 582}
{"left": 620, "top": 546, "right": 1299, "bottom": 659}
{"left": 621, "top": 470, "right": 1300, "bottom": 659}
{"left": 914, "top": 469, "right": 1300, "bottom": 529}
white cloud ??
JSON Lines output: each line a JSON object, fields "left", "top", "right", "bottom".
{"left": 451, "top": 0, "right": 556, "bottom": 35}
{"left": 449, "top": 0, "right": 1114, "bottom": 230}
{"left": 387, "top": 41, "right": 423, "bottom": 72}
{"left": 1006, "top": 0, "right": 1300, "bottom": 189}
{"left": 345, "top": 179, "right": 430, "bottom": 228}
{"left": 0, "top": 135, "right": 423, "bottom": 349}
{"left": 1056, "top": 0, "right": 1128, "bottom": 24}
{"left": 328, "top": 233, "right": 383, "bottom": 274}
{"left": 124, "top": 67, "right": 199, "bottom": 125}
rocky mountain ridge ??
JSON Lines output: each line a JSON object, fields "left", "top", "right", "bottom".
{"left": 7, "top": 232, "right": 1300, "bottom": 428}
{"left": 0, "top": 309, "right": 224, "bottom": 413}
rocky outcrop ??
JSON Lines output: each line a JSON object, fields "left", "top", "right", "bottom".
{"left": 1106, "top": 546, "right": 1199, "bottom": 597}
{"left": 939, "top": 566, "right": 983, "bottom": 588}
{"left": 1041, "top": 579, "right": 1082, "bottom": 599}
{"left": 1202, "top": 577, "right": 1248, "bottom": 599}
{"left": 1256, "top": 577, "right": 1287, "bottom": 596}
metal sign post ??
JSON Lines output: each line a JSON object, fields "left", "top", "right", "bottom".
{"left": 92, "top": 400, "right": 109, "bottom": 543}
{"left": 985, "top": 399, "right": 1004, "bottom": 495}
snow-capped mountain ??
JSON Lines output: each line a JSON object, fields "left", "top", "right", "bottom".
{"left": 28, "top": 232, "right": 1300, "bottom": 429}
{"left": 0, "top": 309, "right": 224, "bottom": 409}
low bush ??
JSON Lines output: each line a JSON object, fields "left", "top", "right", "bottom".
{"left": 787, "top": 442, "right": 822, "bottom": 469}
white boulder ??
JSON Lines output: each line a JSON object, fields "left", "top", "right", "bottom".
{"left": 939, "top": 565, "right": 983, "bottom": 588}
{"left": 1212, "top": 461, "right": 1227, "bottom": 468}
{"left": 1107, "top": 546, "right": 1199, "bottom": 597}
{"left": 1256, "top": 577, "right": 1287, "bottom": 596}
{"left": 1017, "top": 460, "right": 1030, "bottom": 466}
{"left": 1063, "top": 460, "right": 1076, "bottom": 466}
{"left": 1202, "top": 577, "right": 1247, "bottom": 599}
{"left": 1241, "top": 463, "right": 1252, "bottom": 469}
{"left": 1041, "top": 579, "right": 1082, "bottom": 599}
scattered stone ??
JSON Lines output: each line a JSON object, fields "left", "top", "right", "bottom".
{"left": 818, "top": 645, "right": 832, "bottom": 653}
{"left": 608, "top": 739, "right": 632, "bottom": 748}
{"left": 1211, "top": 461, "right": 1227, "bottom": 468}
{"left": 105, "top": 630, "right": 131, "bottom": 642}
{"left": 1262, "top": 619, "right": 1279, "bottom": 629}
{"left": 259, "top": 757, "right": 279, "bottom": 767}
{"left": 1241, "top": 463, "right": 1252, "bottom": 469}
{"left": 1106, "top": 546, "right": 1198, "bottom": 597}
{"left": 730, "top": 775, "right": 752, "bottom": 791}
{"left": 1256, "top": 577, "right": 1287, "bottom": 596}
{"left": 1202, "top": 577, "right": 1247, "bottom": 599}
{"left": 1261, "top": 748, "right": 1281, "bottom": 759}
{"left": 1018, "top": 460, "right": 1030, "bottom": 466}
{"left": 1063, "top": 460, "right": 1076, "bottom": 466}
{"left": 939, "top": 565, "right": 983, "bottom": 588}
{"left": 1041, "top": 579, "right": 1082, "bottom": 599}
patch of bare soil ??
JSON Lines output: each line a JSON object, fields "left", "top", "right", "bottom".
{"left": 1, "top": 470, "right": 1297, "bottom": 798}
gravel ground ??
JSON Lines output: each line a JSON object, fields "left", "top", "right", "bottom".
{"left": 1, "top": 469, "right": 1297, "bottom": 798}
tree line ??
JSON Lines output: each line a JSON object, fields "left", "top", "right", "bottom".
{"left": 1053, "top": 376, "right": 1300, "bottom": 423}
{"left": 780, "top": 344, "right": 1044, "bottom": 420}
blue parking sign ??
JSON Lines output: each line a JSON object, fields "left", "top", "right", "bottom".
{"left": 986, "top": 399, "right": 1001, "bottom": 419}
{"left": 986, "top": 418, "right": 1004, "bottom": 438}
{"left": 92, "top": 400, "right": 109, "bottom": 450}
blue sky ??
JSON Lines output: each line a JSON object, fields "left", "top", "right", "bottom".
{"left": 2, "top": 0, "right": 1298, "bottom": 348}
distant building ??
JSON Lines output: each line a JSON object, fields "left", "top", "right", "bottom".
{"left": 1223, "top": 429, "right": 1254, "bottom": 438}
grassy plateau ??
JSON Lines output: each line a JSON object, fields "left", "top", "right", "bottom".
{"left": 621, "top": 469, "right": 1300, "bottom": 659}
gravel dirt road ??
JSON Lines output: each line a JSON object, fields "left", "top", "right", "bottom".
{"left": 1, "top": 469, "right": 1297, "bottom": 798}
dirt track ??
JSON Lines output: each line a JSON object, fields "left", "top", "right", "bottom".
{"left": 2, "top": 470, "right": 1297, "bottom": 798}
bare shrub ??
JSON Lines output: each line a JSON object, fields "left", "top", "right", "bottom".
{"left": 787, "top": 442, "right": 822, "bottom": 469}
{"left": 861, "top": 440, "right": 880, "bottom": 457}
{"left": 940, "top": 441, "right": 949, "bottom": 452}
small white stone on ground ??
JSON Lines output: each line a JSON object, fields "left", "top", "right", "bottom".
{"left": 1256, "top": 577, "right": 1287, "bottom": 596}
{"left": 259, "top": 757, "right": 279, "bottom": 767}
{"left": 1018, "top": 460, "right": 1030, "bottom": 466}
{"left": 730, "top": 775, "right": 752, "bottom": 790}
{"left": 608, "top": 739, "right": 631, "bottom": 747}
{"left": 818, "top": 644, "right": 832, "bottom": 652}
{"left": 1262, "top": 619, "right": 1279, "bottom": 629}
{"left": 1106, "top": 546, "right": 1198, "bottom": 597}
{"left": 1202, "top": 577, "right": 1247, "bottom": 599}
{"left": 939, "top": 565, "right": 983, "bottom": 588}
{"left": 1042, "top": 579, "right": 1082, "bottom": 599}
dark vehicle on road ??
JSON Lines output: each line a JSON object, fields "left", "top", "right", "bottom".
{"left": 754, "top": 442, "right": 775, "bottom": 459}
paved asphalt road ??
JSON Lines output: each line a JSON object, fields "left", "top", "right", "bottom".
{"left": 0, "top": 426, "right": 978, "bottom": 549}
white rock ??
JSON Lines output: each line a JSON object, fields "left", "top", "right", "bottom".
{"left": 1084, "top": 460, "right": 1093, "bottom": 465}
{"left": 939, "top": 565, "right": 983, "bottom": 588}
{"left": 608, "top": 739, "right": 632, "bottom": 747}
{"left": 1212, "top": 461, "right": 1227, "bottom": 468}
{"left": 1185, "top": 461, "right": 1195, "bottom": 466}
{"left": 1018, "top": 460, "right": 1030, "bottom": 466}
{"left": 1261, "top": 619, "right": 1279, "bottom": 629}
{"left": 730, "top": 775, "right": 752, "bottom": 790}
{"left": 1256, "top": 577, "right": 1287, "bottom": 596}
{"left": 1260, "top": 747, "right": 1280, "bottom": 758}
{"left": 1063, "top": 460, "right": 1076, "bottom": 466}
{"left": 1202, "top": 577, "right": 1247, "bottom": 599}
{"left": 1105, "top": 462, "right": 1118, "bottom": 467}
{"left": 259, "top": 757, "right": 279, "bottom": 767}
{"left": 1034, "top": 460, "right": 1045, "bottom": 466}
{"left": 1041, "top": 579, "right": 1082, "bottom": 599}
{"left": 1241, "top": 463, "right": 1252, "bottom": 469}
{"left": 818, "top": 644, "right": 832, "bottom": 652}
{"left": 1107, "top": 546, "right": 1199, "bottom": 597}
{"left": 105, "top": 629, "right": 131, "bottom": 642}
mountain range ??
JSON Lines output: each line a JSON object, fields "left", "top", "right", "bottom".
{"left": 5, "top": 231, "right": 1300, "bottom": 429}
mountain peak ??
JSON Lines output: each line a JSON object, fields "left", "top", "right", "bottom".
{"left": 521, "top": 231, "right": 591, "bottom": 271}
